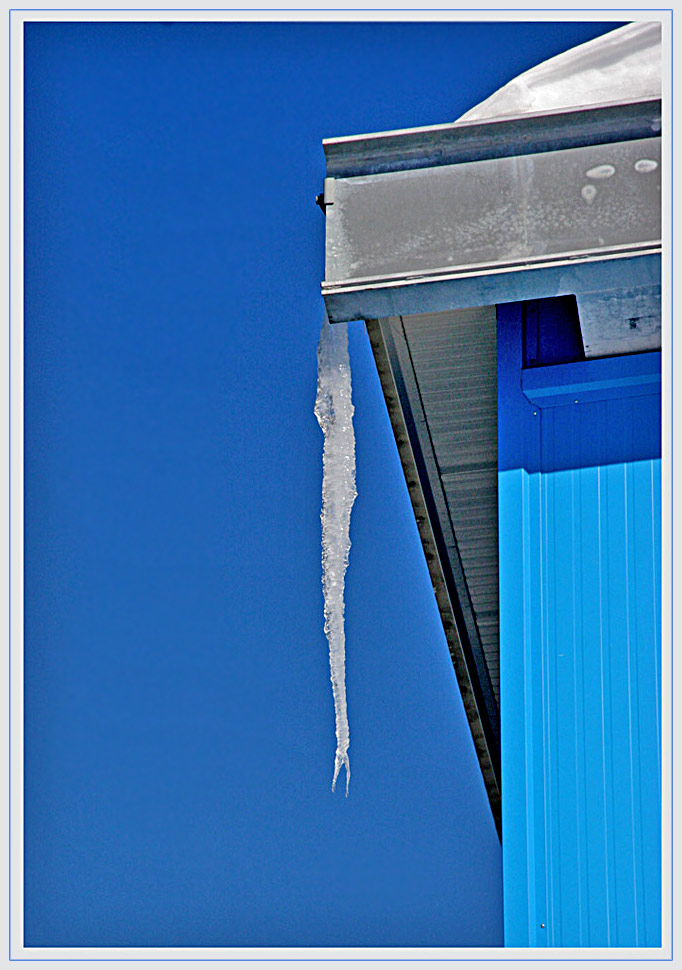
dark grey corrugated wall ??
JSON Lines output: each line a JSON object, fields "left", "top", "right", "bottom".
{"left": 402, "top": 309, "right": 499, "bottom": 706}
{"left": 366, "top": 308, "right": 500, "bottom": 832}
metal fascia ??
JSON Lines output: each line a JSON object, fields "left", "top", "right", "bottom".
{"left": 323, "top": 98, "right": 661, "bottom": 178}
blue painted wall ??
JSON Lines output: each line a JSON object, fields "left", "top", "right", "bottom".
{"left": 497, "top": 297, "right": 661, "bottom": 947}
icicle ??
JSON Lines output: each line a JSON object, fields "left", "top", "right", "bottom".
{"left": 314, "top": 312, "right": 357, "bottom": 796}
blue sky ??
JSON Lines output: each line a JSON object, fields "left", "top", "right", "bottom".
{"left": 23, "top": 18, "right": 624, "bottom": 948}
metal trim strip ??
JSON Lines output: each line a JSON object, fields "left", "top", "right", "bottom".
{"left": 323, "top": 99, "right": 661, "bottom": 178}
{"left": 522, "top": 351, "right": 662, "bottom": 407}
{"left": 322, "top": 245, "right": 662, "bottom": 296}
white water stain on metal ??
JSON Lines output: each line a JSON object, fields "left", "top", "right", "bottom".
{"left": 581, "top": 184, "right": 597, "bottom": 204}
{"left": 585, "top": 163, "right": 616, "bottom": 179}
{"left": 635, "top": 158, "right": 658, "bottom": 173}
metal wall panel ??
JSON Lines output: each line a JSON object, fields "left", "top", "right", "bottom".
{"left": 498, "top": 302, "right": 661, "bottom": 947}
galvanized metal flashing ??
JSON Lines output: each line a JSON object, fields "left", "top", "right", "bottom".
{"left": 323, "top": 99, "right": 661, "bottom": 178}
{"left": 323, "top": 140, "right": 660, "bottom": 317}
{"left": 321, "top": 99, "right": 661, "bottom": 328}
{"left": 522, "top": 350, "right": 662, "bottom": 407}
{"left": 323, "top": 251, "right": 661, "bottom": 324}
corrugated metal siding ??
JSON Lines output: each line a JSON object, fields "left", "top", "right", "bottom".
{"left": 498, "top": 301, "right": 661, "bottom": 947}
{"left": 402, "top": 310, "right": 500, "bottom": 705}
{"left": 537, "top": 405, "right": 661, "bottom": 948}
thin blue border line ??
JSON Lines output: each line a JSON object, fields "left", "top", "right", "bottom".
{"left": 5, "top": 7, "right": 673, "bottom": 11}
{"left": 12, "top": 12, "right": 671, "bottom": 962}
{"left": 8, "top": 6, "right": 12, "bottom": 963}
{"left": 669, "top": 7, "right": 673, "bottom": 961}
{"left": 12, "top": 13, "right": 670, "bottom": 963}
{"left": 12, "top": 12, "right": 673, "bottom": 961}
{"left": 4, "top": 950, "right": 677, "bottom": 963}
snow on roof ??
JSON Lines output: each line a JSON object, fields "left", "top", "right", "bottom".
{"left": 456, "top": 22, "right": 661, "bottom": 124}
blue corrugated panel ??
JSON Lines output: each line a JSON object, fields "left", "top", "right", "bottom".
{"left": 498, "top": 302, "right": 661, "bottom": 947}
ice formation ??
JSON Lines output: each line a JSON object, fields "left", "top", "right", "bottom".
{"left": 456, "top": 22, "right": 661, "bottom": 123}
{"left": 314, "top": 312, "right": 357, "bottom": 796}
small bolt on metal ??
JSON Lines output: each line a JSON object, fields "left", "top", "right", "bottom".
{"left": 540, "top": 923, "right": 545, "bottom": 929}
{"left": 533, "top": 411, "right": 537, "bottom": 416}
{"left": 574, "top": 399, "right": 579, "bottom": 404}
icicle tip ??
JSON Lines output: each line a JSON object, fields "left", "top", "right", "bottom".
{"left": 332, "top": 751, "right": 350, "bottom": 796}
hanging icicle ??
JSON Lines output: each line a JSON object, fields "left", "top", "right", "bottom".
{"left": 314, "top": 312, "right": 357, "bottom": 795}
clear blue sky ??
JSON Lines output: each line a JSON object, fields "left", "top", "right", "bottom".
{"left": 24, "top": 19, "right": 624, "bottom": 948}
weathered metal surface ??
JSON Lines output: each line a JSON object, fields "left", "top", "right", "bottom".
{"left": 324, "top": 137, "right": 660, "bottom": 290}
{"left": 577, "top": 283, "right": 661, "bottom": 357}
{"left": 323, "top": 99, "right": 661, "bottom": 178}
{"left": 322, "top": 251, "right": 661, "bottom": 325}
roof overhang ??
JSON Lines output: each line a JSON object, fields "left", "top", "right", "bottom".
{"left": 321, "top": 98, "right": 661, "bottom": 331}
{"left": 319, "top": 96, "right": 662, "bottom": 837}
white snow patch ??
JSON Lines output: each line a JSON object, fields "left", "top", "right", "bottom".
{"left": 456, "top": 22, "right": 661, "bottom": 124}
{"left": 314, "top": 313, "right": 357, "bottom": 796}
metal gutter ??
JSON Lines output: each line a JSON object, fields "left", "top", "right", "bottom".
{"left": 322, "top": 244, "right": 662, "bottom": 296}
{"left": 323, "top": 252, "right": 662, "bottom": 325}
{"left": 323, "top": 98, "right": 661, "bottom": 177}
